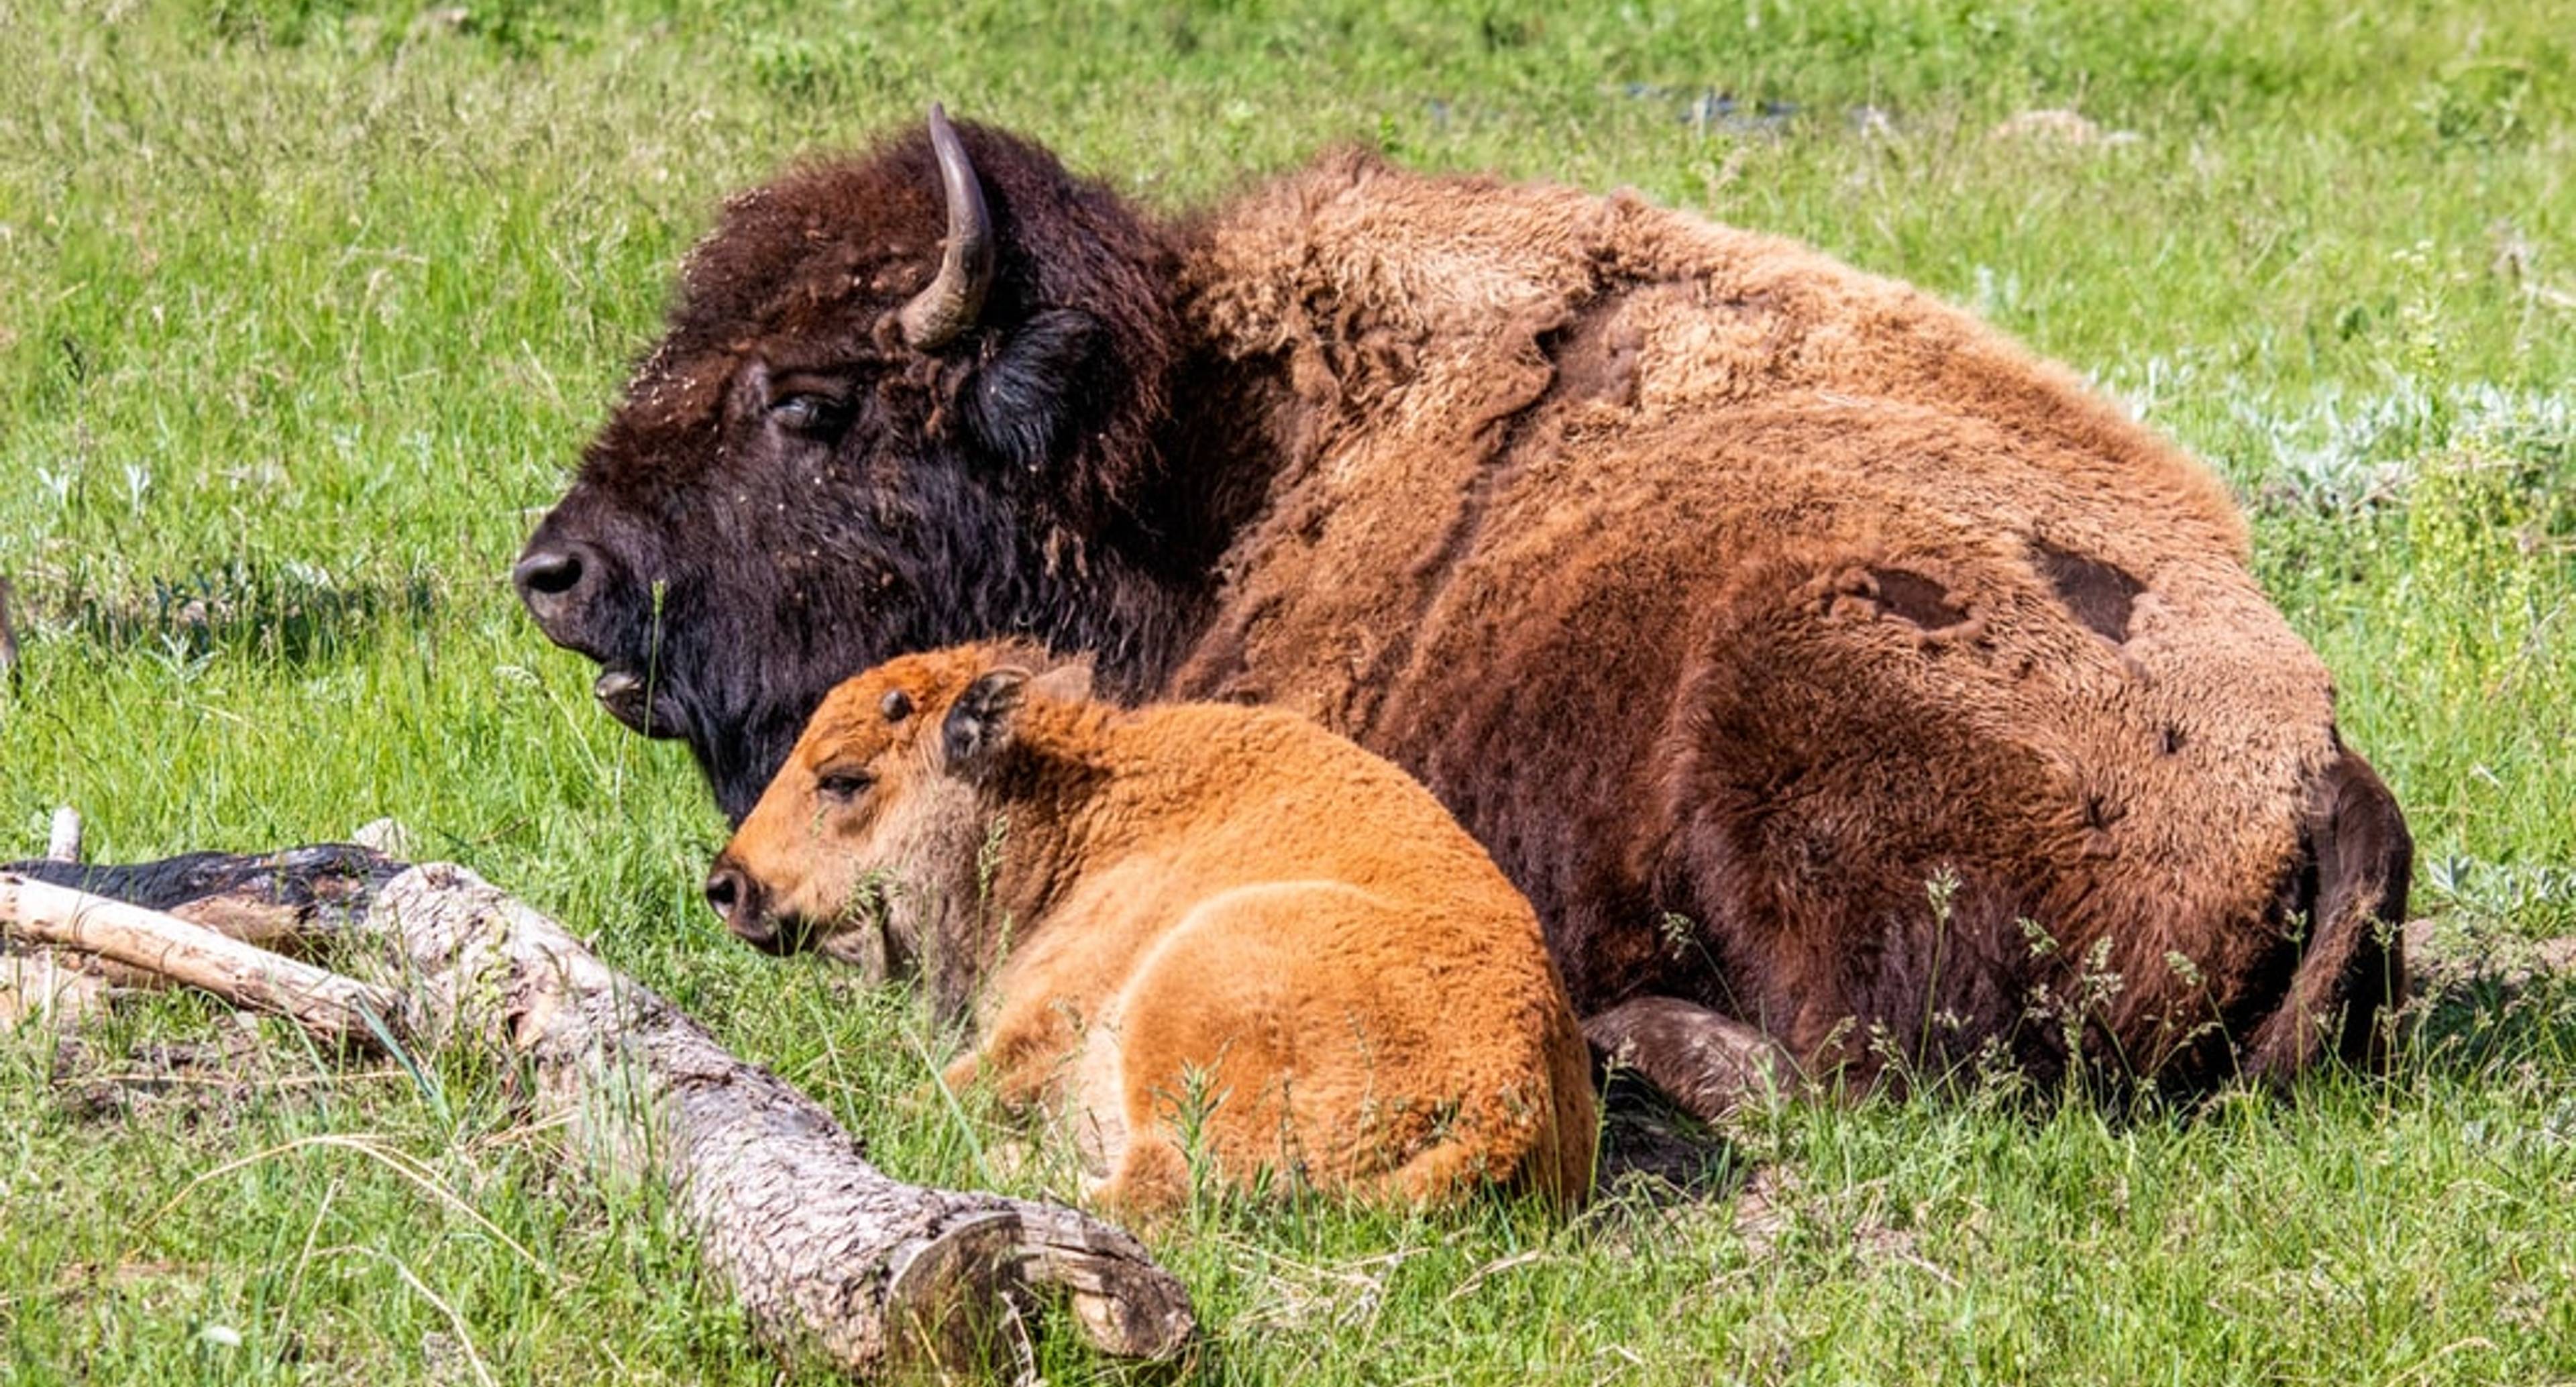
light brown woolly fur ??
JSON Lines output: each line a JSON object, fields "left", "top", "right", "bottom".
{"left": 710, "top": 643, "right": 1596, "bottom": 1215}
{"left": 1163, "top": 150, "right": 2407, "bottom": 1097}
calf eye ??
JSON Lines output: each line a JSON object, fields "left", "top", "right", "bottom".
{"left": 770, "top": 393, "right": 851, "bottom": 438}
{"left": 816, "top": 768, "right": 875, "bottom": 802}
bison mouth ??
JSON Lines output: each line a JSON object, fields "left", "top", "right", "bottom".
{"left": 734, "top": 912, "right": 820, "bottom": 957}
{"left": 592, "top": 669, "right": 688, "bottom": 740}
{"left": 729, "top": 910, "right": 881, "bottom": 973}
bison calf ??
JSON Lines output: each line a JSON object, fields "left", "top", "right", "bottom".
{"left": 706, "top": 643, "right": 1596, "bottom": 1214}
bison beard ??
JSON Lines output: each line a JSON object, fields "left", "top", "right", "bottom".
{"left": 518, "top": 111, "right": 2412, "bottom": 1113}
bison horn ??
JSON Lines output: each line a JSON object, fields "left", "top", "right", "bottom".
{"left": 898, "top": 103, "right": 995, "bottom": 350}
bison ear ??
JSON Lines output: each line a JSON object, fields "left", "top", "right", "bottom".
{"left": 942, "top": 667, "right": 1030, "bottom": 772}
{"left": 965, "top": 308, "right": 1102, "bottom": 474}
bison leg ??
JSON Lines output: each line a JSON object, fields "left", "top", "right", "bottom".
{"left": 1583, "top": 996, "right": 1796, "bottom": 1123}
{"left": 1085, "top": 1134, "right": 1193, "bottom": 1220}
{"left": 2245, "top": 746, "right": 2414, "bottom": 1080}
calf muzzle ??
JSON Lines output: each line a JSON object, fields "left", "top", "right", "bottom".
{"left": 704, "top": 858, "right": 789, "bottom": 953}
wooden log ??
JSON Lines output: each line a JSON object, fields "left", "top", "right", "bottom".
{"left": 0, "top": 844, "right": 399, "bottom": 918}
{"left": 0, "top": 842, "right": 415, "bottom": 1006}
{"left": 0, "top": 874, "right": 410, "bottom": 1047}
{"left": 371, "top": 863, "right": 1195, "bottom": 1378}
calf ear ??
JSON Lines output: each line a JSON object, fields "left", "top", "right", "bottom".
{"left": 1027, "top": 660, "right": 1093, "bottom": 705}
{"left": 943, "top": 667, "right": 1030, "bottom": 772}
{"left": 964, "top": 309, "right": 1101, "bottom": 474}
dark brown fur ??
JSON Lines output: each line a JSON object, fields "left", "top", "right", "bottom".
{"left": 521, "top": 118, "right": 2411, "bottom": 1111}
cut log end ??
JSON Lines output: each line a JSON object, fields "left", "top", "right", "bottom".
{"left": 883, "top": 1211, "right": 1036, "bottom": 1382}
{"left": 881, "top": 1207, "right": 1197, "bottom": 1380}
{"left": 1014, "top": 1207, "right": 1199, "bottom": 1362}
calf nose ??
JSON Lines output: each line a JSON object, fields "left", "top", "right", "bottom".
{"left": 512, "top": 541, "right": 598, "bottom": 636}
{"left": 704, "top": 860, "right": 776, "bottom": 948}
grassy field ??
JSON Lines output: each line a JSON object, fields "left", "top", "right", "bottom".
{"left": 4, "top": 0, "right": 2573, "bottom": 1381}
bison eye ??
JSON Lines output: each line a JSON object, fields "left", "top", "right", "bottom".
{"left": 769, "top": 393, "right": 851, "bottom": 439}
{"left": 816, "top": 768, "right": 875, "bottom": 803}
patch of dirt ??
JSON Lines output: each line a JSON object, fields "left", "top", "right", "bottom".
{"left": 1594, "top": 1072, "right": 1741, "bottom": 1203}
{"left": 1727, "top": 1166, "right": 1954, "bottom": 1285}
{"left": 46, "top": 1021, "right": 270, "bottom": 1127}
{"left": 2406, "top": 918, "right": 2576, "bottom": 997}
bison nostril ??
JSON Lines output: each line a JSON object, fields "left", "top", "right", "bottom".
{"left": 513, "top": 545, "right": 588, "bottom": 602}
{"left": 705, "top": 863, "right": 782, "bottom": 948}
{"left": 704, "top": 865, "right": 745, "bottom": 920}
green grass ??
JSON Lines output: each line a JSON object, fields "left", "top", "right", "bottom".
{"left": 4, "top": 0, "right": 2573, "bottom": 1381}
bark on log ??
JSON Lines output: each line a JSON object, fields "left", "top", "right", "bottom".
{"left": 0, "top": 852, "right": 1196, "bottom": 1380}
{"left": 3, "top": 845, "right": 394, "bottom": 966}
{"left": 372, "top": 863, "right": 1193, "bottom": 1377}
{"left": 1, "top": 844, "right": 399, "bottom": 924}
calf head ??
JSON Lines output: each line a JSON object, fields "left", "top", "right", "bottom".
{"left": 705, "top": 643, "right": 1089, "bottom": 1021}
{"left": 517, "top": 108, "right": 1185, "bottom": 822}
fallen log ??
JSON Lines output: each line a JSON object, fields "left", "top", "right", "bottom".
{"left": 1, "top": 842, "right": 398, "bottom": 1011}
{"left": 1, "top": 851, "right": 1195, "bottom": 1380}
{"left": 1, "top": 843, "right": 398, "bottom": 940}
{"left": 1, "top": 808, "right": 109, "bottom": 1030}
{"left": 0, "top": 874, "right": 409, "bottom": 1047}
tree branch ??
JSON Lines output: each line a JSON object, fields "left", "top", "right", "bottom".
{"left": 0, "top": 873, "right": 408, "bottom": 1046}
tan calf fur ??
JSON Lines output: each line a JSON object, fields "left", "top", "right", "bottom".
{"left": 710, "top": 643, "right": 1595, "bottom": 1215}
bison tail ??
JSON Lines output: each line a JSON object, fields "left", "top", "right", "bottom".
{"left": 2244, "top": 746, "right": 2414, "bottom": 1081}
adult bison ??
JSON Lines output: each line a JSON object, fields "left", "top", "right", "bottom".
{"left": 517, "top": 107, "right": 2410, "bottom": 1113}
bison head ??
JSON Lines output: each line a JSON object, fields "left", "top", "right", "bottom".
{"left": 704, "top": 642, "right": 1090, "bottom": 1022}
{"left": 517, "top": 108, "right": 1195, "bottom": 820}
